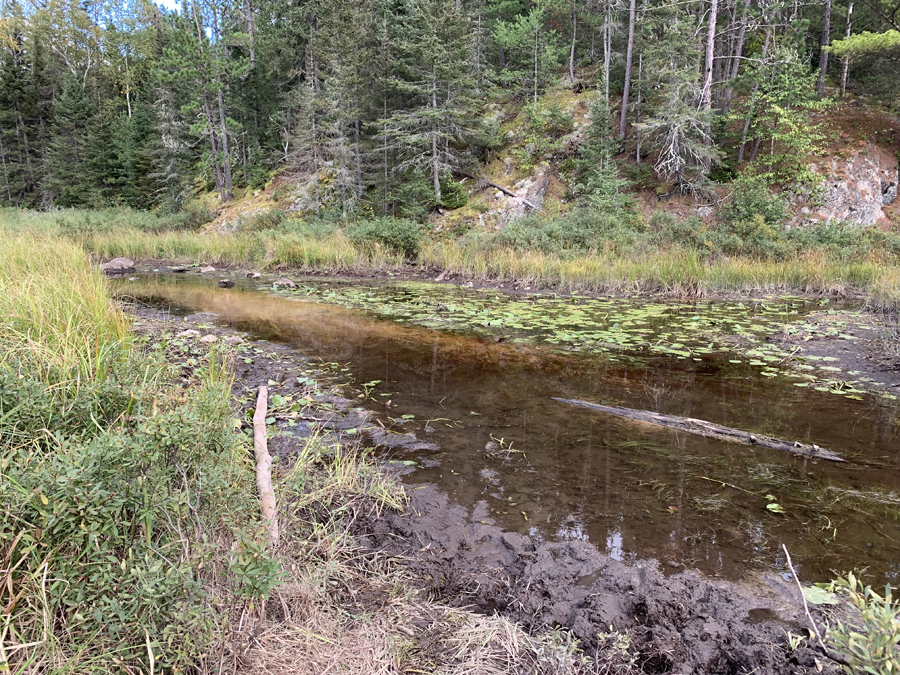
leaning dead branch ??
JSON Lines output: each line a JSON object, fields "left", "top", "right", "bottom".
{"left": 253, "top": 386, "right": 280, "bottom": 548}
{"left": 552, "top": 397, "right": 844, "bottom": 462}
{"left": 459, "top": 171, "right": 540, "bottom": 210}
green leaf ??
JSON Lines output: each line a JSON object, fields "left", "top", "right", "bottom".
{"left": 802, "top": 586, "right": 839, "bottom": 605}
{"left": 766, "top": 503, "right": 786, "bottom": 513}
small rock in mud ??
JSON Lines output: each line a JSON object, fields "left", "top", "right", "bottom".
{"left": 246, "top": 271, "right": 262, "bottom": 278}
{"left": 198, "top": 334, "right": 218, "bottom": 343}
{"left": 224, "top": 335, "right": 244, "bottom": 344}
{"left": 100, "top": 257, "right": 135, "bottom": 274}
{"left": 217, "top": 279, "right": 235, "bottom": 288}
{"left": 273, "top": 278, "right": 296, "bottom": 289}
{"left": 177, "top": 329, "right": 201, "bottom": 337}
{"left": 199, "top": 265, "right": 216, "bottom": 273}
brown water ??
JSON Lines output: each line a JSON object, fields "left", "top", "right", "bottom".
{"left": 119, "top": 274, "right": 900, "bottom": 584}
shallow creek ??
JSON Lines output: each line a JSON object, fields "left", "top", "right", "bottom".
{"left": 118, "top": 273, "right": 900, "bottom": 585}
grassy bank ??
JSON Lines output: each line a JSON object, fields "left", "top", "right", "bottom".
{"left": 0, "top": 229, "right": 595, "bottom": 674}
{"left": 3, "top": 207, "right": 900, "bottom": 307}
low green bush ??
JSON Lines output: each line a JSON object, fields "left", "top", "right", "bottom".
{"left": 347, "top": 217, "right": 423, "bottom": 257}
{"left": 826, "top": 572, "right": 900, "bottom": 675}
{"left": 490, "top": 209, "right": 643, "bottom": 255}
{"left": 721, "top": 172, "right": 787, "bottom": 227}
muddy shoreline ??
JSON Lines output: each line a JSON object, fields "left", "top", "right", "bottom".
{"left": 130, "top": 302, "right": 848, "bottom": 675}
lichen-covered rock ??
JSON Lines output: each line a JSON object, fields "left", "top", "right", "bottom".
{"left": 491, "top": 164, "right": 551, "bottom": 228}
{"left": 100, "top": 257, "right": 135, "bottom": 274}
{"left": 807, "top": 144, "right": 899, "bottom": 225}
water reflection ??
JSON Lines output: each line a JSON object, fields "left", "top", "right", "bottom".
{"left": 119, "top": 275, "right": 900, "bottom": 583}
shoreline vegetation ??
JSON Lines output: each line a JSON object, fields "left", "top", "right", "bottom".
{"left": 2, "top": 207, "right": 900, "bottom": 307}
{"left": 0, "top": 229, "right": 597, "bottom": 673}
{"left": 3, "top": 226, "right": 899, "bottom": 673}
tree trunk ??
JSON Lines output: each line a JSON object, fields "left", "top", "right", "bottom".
{"left": 722, "top": 0, "right": 751, "bottom": 106}
{"left": 702, "top": 0, "right": 718, "bottom": 111}
{"left": 841, "top": 2, "right": 853, "bottom": 95}
{"left": 245, "top": 0, "right": 256, "bottom": 67}
{"left": 619, "top": 0, "right": 637, "bottom": 138}
{"left": 817, "top": 0, "right": 832, "bottom": 97}
{"left": 568, "top": 0, "right": 577, "bottom": 83}
{"left": 204, "top": 94, "right": 225, "bottom": 202}
{"left": 737, "top": 26, "right": 771, "bottom": 164}
{"left": 216, "top": 88, "right": 233, "bottom": 202}
{"left": 603, "top": 1, "right": 611, "bottom": 108}
{"left": 432, "top": 76, "right": 441, "bottom": 202}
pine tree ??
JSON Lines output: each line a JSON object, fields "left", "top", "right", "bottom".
{"left": 378, "top": 0, "right": 477, "bottom": 204}
{"left": 574, "top": 90, "right": 630, "bottom": 212}
{"left": 43, "top": 74, "right": 95, "bottom": 207}
{"left": 493, "top": 0, "right": 563, "bottom": 104}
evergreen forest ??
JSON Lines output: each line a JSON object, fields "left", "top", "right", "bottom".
{"left": 1, "top": 0, "right": 899, "bottom": 216}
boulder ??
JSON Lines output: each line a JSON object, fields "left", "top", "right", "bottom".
{"left": 493, "top": 164, "right": 552, "bottom": 228}
{"left": 273, "top": 278, "right": 296, "bottom": 289}
{"left": 100, "top": 257, "right": 135, "bottom": 274}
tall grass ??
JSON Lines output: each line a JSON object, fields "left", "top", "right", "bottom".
{"left": 0, "top": 232, "right": 130, "bottom": 385}
{"left": 421, "top": 240, "right": 899, "bottom": 300}
{"left": 4, "top": 206, "right": 900, "bottom": 305}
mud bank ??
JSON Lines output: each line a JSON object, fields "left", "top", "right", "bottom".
{"left": 127, "top": 300, "right": 848, "bottom": 675}
{"left": 360, "top": 484, "right": 844, "bottom": 675}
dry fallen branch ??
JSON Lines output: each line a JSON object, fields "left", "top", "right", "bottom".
{"left": 459, "top": 171, "right": 540, "bottom": 210}
{"left": 552, "top": 397, "right": 844, "bottom": 462}
{"left": 253, "top": 386, "right": 280, "bottom": 548}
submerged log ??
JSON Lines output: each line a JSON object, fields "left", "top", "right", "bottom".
{"left": 552, "top": 397, "right": 845, "bottom": 463}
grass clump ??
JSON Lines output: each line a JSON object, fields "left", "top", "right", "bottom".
{"left": 0, "top": 232, "right": 279, "bottom": 672}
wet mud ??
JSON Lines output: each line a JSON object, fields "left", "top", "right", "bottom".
{"left": 360, "top": 484, "right": 844, "bottom": 675}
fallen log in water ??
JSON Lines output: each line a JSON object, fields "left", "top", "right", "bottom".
{"left": 551, "top": 397, "right": 845, "bottom": 463}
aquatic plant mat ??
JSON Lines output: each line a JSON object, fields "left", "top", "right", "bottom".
{"left": 552, "top": 397, "right": 845, "bottom": 462}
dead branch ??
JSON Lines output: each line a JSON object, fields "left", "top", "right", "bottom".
{"left": 253, "top": 386, "right": 280, "bottom": 548}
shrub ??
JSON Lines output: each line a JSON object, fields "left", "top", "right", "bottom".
{"left": 439, "top": 174, "right": 468, "bottom": 209}
{"left": 491, "top": 209, "right": 643, "bottom": 255}
{"left": 721, "top": 172, "right": 787, "bottom": 227}
{"left": 347, "top": 217, "right": 423, "bottom": 257}
{"left": 825, "top": 572, "right": 900, "bottom": 675}
{"left": 241, "top": 208, "right": 285, "bottom": 231}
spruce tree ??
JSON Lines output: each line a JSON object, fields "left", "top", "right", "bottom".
{"left": 574, "top": 90, "right": 630, "bottom": 212}
{"left": 44, "top": 74, "right": 95, "bottom": 207}
{"left": 377, "top": 0, "right": 477, "bottom": 204}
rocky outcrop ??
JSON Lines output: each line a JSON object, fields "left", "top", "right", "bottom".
{"left": 482, "top": 164, "right": 551, "bottom": 228}
{"left": 100, "top": 257, "right": 135, "bottom": 274}
{"left": 807, "top": 143, "right": 899, "bottom": 225}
